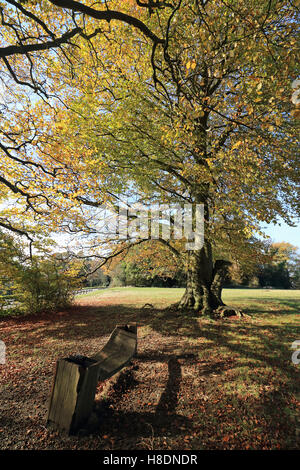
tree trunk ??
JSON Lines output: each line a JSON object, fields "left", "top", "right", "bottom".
{"left": 178, "top": 242, "right": 231, "bottom": 315}
{"left": 211, "top": 259, "right": 232, "bottom": 307}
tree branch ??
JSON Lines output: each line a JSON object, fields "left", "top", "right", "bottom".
{"left": 0, "top": 27, "right": 82, "bottom": 58}
{"left": 49, "top": 0, "right": 164, "bottom": 44}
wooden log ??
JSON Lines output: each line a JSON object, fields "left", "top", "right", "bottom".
{"left": 47, "top": 323, "right": 137, "bottom": 435}
{"left": 127, "top": 322, "right": 138, "bottom": 355}
{"left": 92, "top": 324, "right": 137, "bottom": 381}
{"left": 47, "top": 356, "right": 99, "bottom": 435}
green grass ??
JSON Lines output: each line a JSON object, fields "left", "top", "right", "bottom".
{"left": 76, "top": 286, "right": 300, "bottom": 316}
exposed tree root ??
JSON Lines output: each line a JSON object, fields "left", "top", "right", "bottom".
{"left": 165, "top": 302, "right": 247, "bottom": 319}
{"left": 212, "top": 306, "right": 244, "bottom": 318}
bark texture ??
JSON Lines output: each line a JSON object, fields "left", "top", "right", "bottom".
{"left": 178, "top": 242, "right": 231, "bottom": 315}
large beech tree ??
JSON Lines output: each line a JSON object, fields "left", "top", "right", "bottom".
{"left": 0, "top": 0, "right": 299, "bottom": 313}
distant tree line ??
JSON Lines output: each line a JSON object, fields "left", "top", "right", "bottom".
{"left": 1, "top": 231, "right": 298, "bottom": 318}
{"left": 83, "top": 241, "right": 300, "bottom": 290}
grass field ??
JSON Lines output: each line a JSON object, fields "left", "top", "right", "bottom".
{"left": 76, "top": 286, "right": 300, "bottom": 313}
{"left": 0, "top": 287, "right": 299, "bottom": 450}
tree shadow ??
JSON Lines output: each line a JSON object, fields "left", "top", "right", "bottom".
{"left": 88, "top": 354, "right": 192, "bottom": 447}
{"left": 1, "top": 292, "right": 299, "bottom": 449}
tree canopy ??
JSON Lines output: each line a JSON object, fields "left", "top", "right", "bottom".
{"left": 0, "top": 0, "right": 299, "bottom": 312}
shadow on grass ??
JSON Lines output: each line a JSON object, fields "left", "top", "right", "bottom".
{"left": 228, "top": 297, "right": 300, "bottom": 316}
{"left": 147, "top": 308, "right": 299, "bottom": 376}
{"left": 91, "top": 354, "right": 192, "bottom": 446}
{"left": 1, "top": 294, "right": 299, "bottom": 449}
{"left": 6, "top": 301, "right": 298, "bottom": 383}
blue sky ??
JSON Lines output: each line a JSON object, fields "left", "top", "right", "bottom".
{"left": 262, "top": 220, "right": 300, "bottom": 249}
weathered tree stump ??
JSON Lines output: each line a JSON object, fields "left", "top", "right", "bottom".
{"left": 47, "top": 323, "right": 137, "bottom": 435}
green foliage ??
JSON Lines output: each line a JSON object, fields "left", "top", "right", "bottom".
{"left": 86, "top": 269, "right": 110, "bottom": 287}
{"left": 109, "top": 260, "right": 185, "bottom": 288}
{"left": 225, "top": 241, "right": 300, "bottom": 289}
{"left": 257, "top": 242, "right": 300, "bottom": 289}
{"left": 109, "top": 262, "right": 127, "bottom": 287}
{"left": 16, "top": 258, "right": 79, "bottom": 313}
{"left": 258, "top": 262, "right": 291, "bottom": 289}
{"left": 79, "top": 260, "right": 110, "bottom": 287}
{"left": 270, "top": 242, "right": 300, "bottom": 288}
{"left": 107, "top": 239, "right": 299, "bottom": 290}
{"left": 0, "top": 231, "right": 80, "bottom": 315}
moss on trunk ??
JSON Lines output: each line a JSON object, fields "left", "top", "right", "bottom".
{"left": 179, "top": 243, "right": 231, "bottom": 315}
